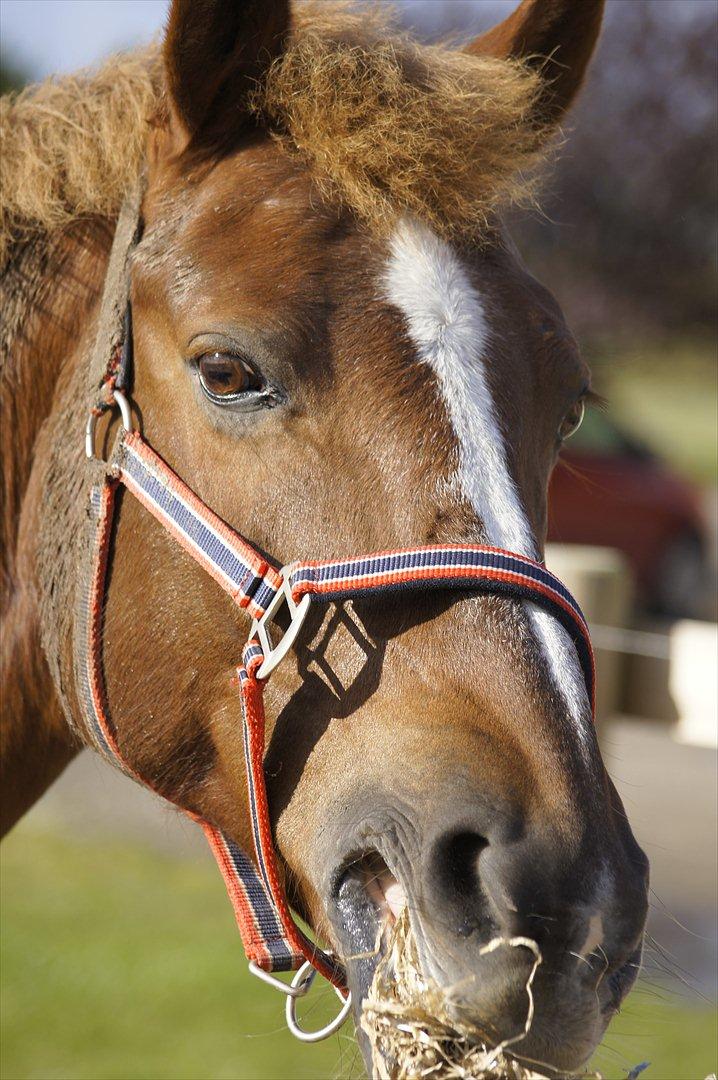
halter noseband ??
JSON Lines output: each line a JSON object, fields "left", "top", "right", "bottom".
{"left": 77, "top": 189, "right": 594, "bottom": 1041}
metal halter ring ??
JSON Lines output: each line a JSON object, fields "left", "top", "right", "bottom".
{"left": 249, "top": 564, "right": 311, "bottom": 680}
{"left": 85, "top": 389, "right": 134, "bottom": 460}
{"left": 247, "top": 961, "right": 311, "bottom": 998}
{"left": 284, "top": 960, "right": 353, "bottom": 1043}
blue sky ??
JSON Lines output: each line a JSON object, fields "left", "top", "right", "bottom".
{"left": 1, "top": 0, "right": 169, "bottom": 78}
{"left": 0, "top": 1, "right": 520, "bottom": 81}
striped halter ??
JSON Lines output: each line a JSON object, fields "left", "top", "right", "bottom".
{"left": 77, "top": 187, "right": 594, "bottom": 1041}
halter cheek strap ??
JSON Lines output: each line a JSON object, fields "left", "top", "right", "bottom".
{"left": 77, "top": 473, "right": 323, "bottom": 981}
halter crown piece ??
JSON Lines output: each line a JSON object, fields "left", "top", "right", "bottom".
{"left": 77, "top": 185, "right": 595, "bottom": 1042}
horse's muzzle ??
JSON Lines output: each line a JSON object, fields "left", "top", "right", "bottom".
{"left": 323, "top": 785, "right": 649, "bottom": 1075}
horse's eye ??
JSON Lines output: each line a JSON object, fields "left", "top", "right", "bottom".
{"left": 558, "top": 398, "right": 585, "bottom": 442}
{"left": 197, "top": 352, "right": 263, "bottom": 401}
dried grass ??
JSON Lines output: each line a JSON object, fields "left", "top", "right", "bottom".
{"left": 362, "top": 909, "right": 573, "bottom": 1080}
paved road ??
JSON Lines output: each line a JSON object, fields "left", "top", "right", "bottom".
{"left": 17, "top": 717, "right": 718, "bottom": 999}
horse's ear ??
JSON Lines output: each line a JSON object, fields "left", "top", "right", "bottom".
{"left": 465, "top": 0, "right": 604, "bottom": 126}
{"left": 162, "top": 0, "right": 290, "bottom": 148}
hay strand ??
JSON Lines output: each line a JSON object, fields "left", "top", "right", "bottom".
{"left": 362, "top": 909, "right": 576, "bottom": 1080}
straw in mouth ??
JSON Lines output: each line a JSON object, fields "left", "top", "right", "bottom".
{"left": 360, "top": 908, "right": 579, "bottom": 1080}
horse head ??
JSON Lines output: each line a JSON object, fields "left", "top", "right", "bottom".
{"left": 7, "top": 0, "right": 649, "bottom": 1073}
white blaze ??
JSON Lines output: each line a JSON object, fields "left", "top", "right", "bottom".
{"left": 384, "top": 217, "right": 591, "bottom": 742}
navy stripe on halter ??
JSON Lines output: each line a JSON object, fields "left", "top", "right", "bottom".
{"left": 122, "top": 446, "right": 264, "bottom": 599}
{"left": 220, "top": 835, "right": 295, "bottom": 968}
{"left": 291, "top": 547, "right": 584, "bottom": 625}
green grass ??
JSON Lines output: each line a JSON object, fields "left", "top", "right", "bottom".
{"left": 1, "top": 828, "right": 715, "bottom": 1080}
{"left": 590, "top": 995, "right": 717, "bottom": 1080}
{"left": 0, "top": 828, "right": 360, "bottom": 1080}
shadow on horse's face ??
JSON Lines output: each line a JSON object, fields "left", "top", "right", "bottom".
{"left": 97, "top": 1, "right": 648, "bottom": 1072}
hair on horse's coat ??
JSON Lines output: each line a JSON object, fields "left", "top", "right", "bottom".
{"left": 0, "top": 3, "right": 549, "bottom": 272}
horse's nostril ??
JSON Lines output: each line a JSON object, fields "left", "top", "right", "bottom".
{"left": 430, "top": 831, "right": 491, "bottom": 937}
{"left": 435, "top": 831, "right": 489, "bottom": 898}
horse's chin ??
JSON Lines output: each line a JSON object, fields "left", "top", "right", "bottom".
{"left": 327, "top": 854, "right": 633, "bottom": 1079}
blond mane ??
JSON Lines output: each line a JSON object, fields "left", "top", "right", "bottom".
{"left": 0, "top": 3, "right": 548, "bottom": 270}
{"left": 0, "top": 47, "right": 162, "bottom": 269}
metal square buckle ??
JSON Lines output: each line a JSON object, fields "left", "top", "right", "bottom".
{"left": 249, "top": 564, "right": 311, "bottom": 680}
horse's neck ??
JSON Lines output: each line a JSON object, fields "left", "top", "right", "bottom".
{"left": 0, "top": 220, "right": 112, "bottom": 835}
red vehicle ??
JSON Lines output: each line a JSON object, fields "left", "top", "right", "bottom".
{"left": 548, "top": 409, "right": 710, "bottom": 616}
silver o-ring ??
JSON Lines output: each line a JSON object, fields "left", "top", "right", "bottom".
{"left": 285, "top": 961, "right": 352, "bottom": 1043}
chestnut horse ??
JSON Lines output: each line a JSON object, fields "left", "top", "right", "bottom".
{"left": 1, "top": 0, "right": 649, "bottom": 1073}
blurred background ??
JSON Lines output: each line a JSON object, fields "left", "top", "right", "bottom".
{"left": 1, "top": 2, "right": 716, "bottom": 1078}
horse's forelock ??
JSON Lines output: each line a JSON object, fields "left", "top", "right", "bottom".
{"left": 1, "top": 2, "right": 551, "bottom": 276}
